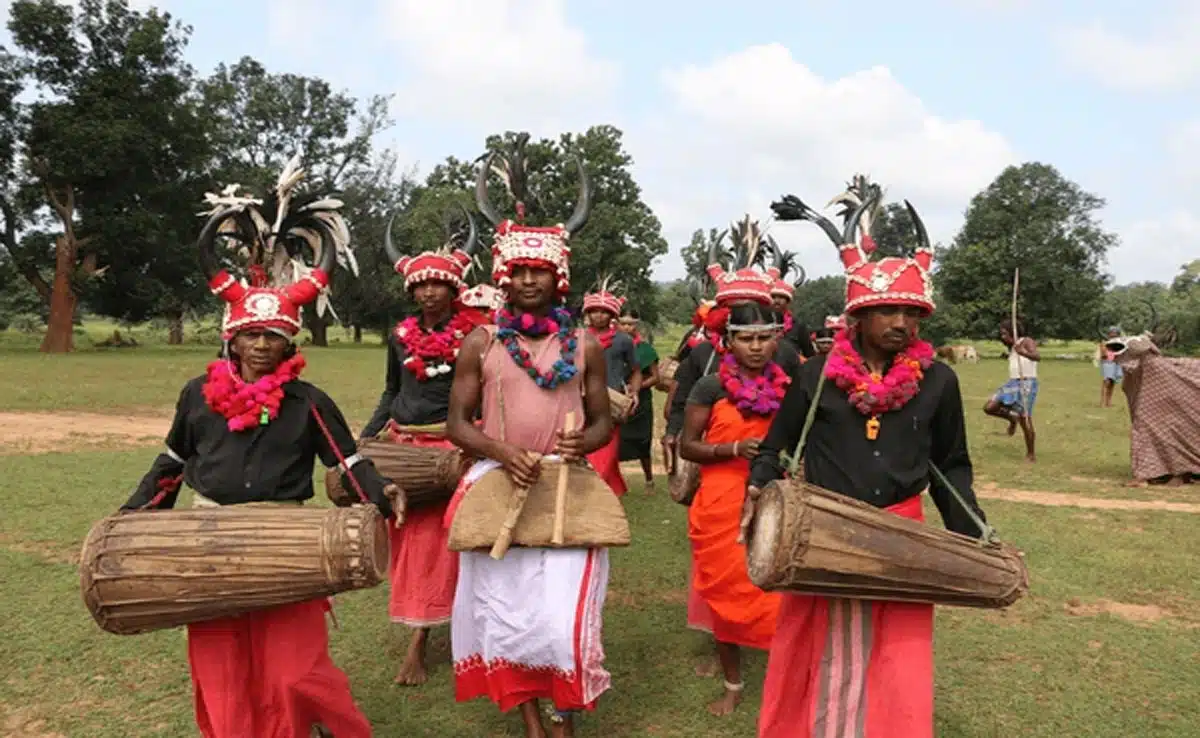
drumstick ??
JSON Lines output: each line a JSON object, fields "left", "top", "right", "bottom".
{"left": 551, "top": 411, "right": 577, "bottom": 546}
{"left": 490, "top": 452, "right": 544, "bottom": 560}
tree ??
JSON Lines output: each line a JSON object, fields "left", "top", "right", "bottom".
{"left": 935, "top": 163, "right": 1115, "bottom": 339}
{"left": 871, "top": 203, "right": 919, "bottom": 258}
{"left": 680, "top": 227, "right": 729, "bottom": 284}
{"left": 790, "top": 275, "right": 846, "bottom": 329}
{"left": 199, "top": 56, "right": 394, "bottom": 345}
{"left": 426, "top": 126, "right": 669, "bottom": 322}
{"left": 2, "top": 0, "right": 213, "bottom": 351}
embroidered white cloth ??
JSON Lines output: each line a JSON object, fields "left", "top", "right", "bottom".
{"left": 450, "top": 458, "right": 612, "bottom": 712}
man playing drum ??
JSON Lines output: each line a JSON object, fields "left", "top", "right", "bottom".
{"left": 581, "top": 277, "right": 641, "bottom": 495}
{"left": 443, "top": 151, "right": 613, "bottom": 738}
{"left": 360, "top": 209, "right": 488, "bottom": 685}
{"left": 745, "top": 189, "right": 989, "bottom": 738}
{"left": 120, "top": 182, "right": 397, "bottom": 738}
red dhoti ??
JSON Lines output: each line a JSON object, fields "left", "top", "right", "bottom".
{"left": 758, "top": 495, "right": 933, "bottom": 738}
{"left": 386, "top": 424, "right": 459, "bottom": 627}
{"left": 686, "top": 559, "right": 715, "bottom": 633}
{"left": 586, "top": 428, "right": 627, "bottom": 496}
{"left": 187, "top": 599, "right": 372, "bottom": 738}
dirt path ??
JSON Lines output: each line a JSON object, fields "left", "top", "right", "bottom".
{"left": 0, "top": 411, "right": 169, "bottom": 455}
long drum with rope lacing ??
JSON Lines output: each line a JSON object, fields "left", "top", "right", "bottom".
{"left": 745, "top": 480, "right": 1029, "bottom": 609}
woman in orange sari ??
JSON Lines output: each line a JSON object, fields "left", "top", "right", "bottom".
{"left": 680, "top": 301, "right": 788, "bottom": 716}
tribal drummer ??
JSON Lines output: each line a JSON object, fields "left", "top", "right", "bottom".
{"left": 443, "top": 152, "right": 613, "bottom": 738}
{"left": 360, "top": 208, "right": 488, "bottom": 685}
{"left": 120, "top": 178, "right": 397, "bottom": 738}
{"left": 582, "top": 277, "right": 641, "bottom": 495}
{"left": 745, "top": 189, "right": 989, "bottom": 738}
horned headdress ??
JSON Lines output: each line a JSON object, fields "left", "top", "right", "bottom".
{"left": 383, "top": 205, "right": 480, "bottom": 293}
{"left": 771, "top": 174, "right": 935, "bottom": 315}
{"left": 706, "top": 214, "right": 775, "bottom": 307}
{"left": 197, "top": 154, "right": 357, "bottom": 340}
{"left": 766, "top": 235, "right": 807, "bottom": 303}
{"left": 582, "top": 273, "right": 626, "bottom": 316}
{"left": 474, "top": 133, "right": 592, "bottom": 295}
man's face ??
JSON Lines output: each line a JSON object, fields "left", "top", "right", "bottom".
{"left": 507, "top": 265, "right": 557, "bottom": 311}
{"left": 999, "top": 326, "right": 1014, "bottom": 346}
{"left": 772, "top": 295, "right": 790, "bottom": 312}
{"left": 814, "top": 338, "right": 834, "bottom": 354}
{"left": 411, "top": 280, "right": 455, "bottom": 316}
{"left": 231, "top": 328, "right": 290, "bottom": 378}
{"left": 587, "top": 309, "right": 614, "bottom": 330}
{"left": 857, "top": 305, "right": 923, "bottom": 354}
{"left": 617, "top": 316, "right": 638, "bottom": 334}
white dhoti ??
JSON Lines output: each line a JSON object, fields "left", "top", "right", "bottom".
{"left": 449, "top": 459, "right": 612, "bottom": 712}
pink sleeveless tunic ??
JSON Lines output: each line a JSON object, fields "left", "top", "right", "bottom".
{"left": 450, "top": 325, "right": 612, "bottom": 713}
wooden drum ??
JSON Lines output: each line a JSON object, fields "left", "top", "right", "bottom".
{"left": 325, "top": 437, "right": 468, "bottom": 508}
{"left": 80, "top": 504, "right": 389, "bottom": 635}
{"left": 449, "top": 461, "right": 631, "bottom": 551}
{"left": 669, "top": 458, "right": 701, "bottom": 507}
{"left": 607, "top": 387, "right": 633, "bottom": 424}
{"left": 745, "top": 480, "right": 1028, "bottom": 609}
{"left": 656, "top": 358, "right": 679, "bottom": 392}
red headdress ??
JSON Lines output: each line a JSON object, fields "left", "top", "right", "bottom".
{"left": 474, "top": 134, "right": 592, "bottom": 297}
{"left": 771, "top": 175, "right": 934, "bottom": 316}
{"left": 706, "top": 215, "right": 775, "bottom": 308}
{"left": 197, "top": 155, "right": 355, "bottom": 341}
{"left": 582, "top": 274, "right": 626, "bottom": 316}
{"left": 824, "top": 314, "right": 847, "bottom": 331}
{"left": 459, "top": 283, "right": 504, "bottom": 315}
{"left": 384, "top": 206, "right": 479, "bottom": 293}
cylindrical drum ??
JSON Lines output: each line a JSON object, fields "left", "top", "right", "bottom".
{"left": 80, "top": 504, "right": 389, "bottom": 635}
{"left": 608, "top": 387, "right": 633, "bottom": 424}
{"left": 326, "top": 438, "right": 467, "bottom": 508}
{"left": 656, "top": 358, "right": 679, "bottom": 391}
{"left": 745, "top": 480, "right": 1028, "bottom": 609}
{"left": 669, "top": 458, "right": 701, "bottom": 507}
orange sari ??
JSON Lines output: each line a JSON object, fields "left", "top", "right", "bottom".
{"left": 688, "top": 397, "right": 781, "bottom": 650}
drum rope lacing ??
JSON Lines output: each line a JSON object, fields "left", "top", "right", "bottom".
{"left": 782, "top": 370, "right": 998, "bottom": 546}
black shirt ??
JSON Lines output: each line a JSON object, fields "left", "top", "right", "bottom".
{"left": 782, "top": 317, "right": 816, "bottom": 358}
{"left": 361, "top": 322, "right": 455, "bottom": 437}
{"left": 122, "top": 375, "right": 392, "bottom": 515}
{"left": 601, "top": 330, "right": 638, "bottom": 390}
{"left": 666, "top": 339, "right": 803, "bottom": 436}
{"left": 748, "top": 353, "right": 986, "bottom": 538}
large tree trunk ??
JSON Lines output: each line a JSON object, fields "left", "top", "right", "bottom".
{"left": 166, "top": 310, "right": 184, "bottom": 345}
{"left": 40, "top": 234, "right": 77, "bottom": 353}
{"left": 353, "top": 325, "right": 362, "bottom": 343}
{"left": 308, "top": 312, "right": 329, "bottom": 347}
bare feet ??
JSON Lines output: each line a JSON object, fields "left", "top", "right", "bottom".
{"left": 1165, "top": 475, "right": 1185, "bottom": 487}
{"left": 394, "top": 628, "right": 429, "bottom": 686}
{"left": 644, "top": 477, "right": 655, "bottom": 494}
{"left": 694, "top": 654, "right": 719, "bottom": 678}
{"left": 707, "top": 686, "right": 744, "bottom": 716}
{"left": 1006, "top": 416, "right": 1017, "bottom": 436}
{"left": 548, "top": 717, "right": 576, "bottom": 738}
{"left": 1025, "top": 454, "right": 1036, "bottom": 464}
{"left": 311, "top": 725, "right": 334, "bottom": 738}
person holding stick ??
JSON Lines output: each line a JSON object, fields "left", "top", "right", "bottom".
{"left": 360, "top": 208, "right": 488, "bottom": 686}
{"left": 747, "top": 188, "right": 989, "bottom": 738}
{"left": 443, "top": 148, "right": 613, "bottom": 738}
{"left": 984, "top": 320, "right": 1040, "bottom": 462}
{"left": 679, "top": 301, "right": 787, "bottom": 716}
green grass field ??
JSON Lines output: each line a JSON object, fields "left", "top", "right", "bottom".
{"left": 1, "top": 323, "right": 1197, "bottom": 737}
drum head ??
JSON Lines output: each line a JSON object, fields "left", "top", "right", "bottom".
{"left": 746, "top": 487, "right": 782, "bottom": 588}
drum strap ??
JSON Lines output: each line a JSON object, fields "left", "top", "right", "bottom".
{"left": 308, "top": 403, "right": 371, "bottom": 506}
{"left": 787, "top": 370, "right": 997, "bottom": 544}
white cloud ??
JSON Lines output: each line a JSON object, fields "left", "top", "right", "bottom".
{"left": 1058, "top": 6, "right": 1200, "bottom": 92}
{"left": 378, "top": 0, "right": 618, "bottom": 133}
{"left": 1166, "top": 119, "right": 1200, "bottom": 177}
{"left": 1110, "top": 212, "right": 1200, "bottom": 285}
{"left": 628, "top": 44, "right": 1017, "bottom": 280}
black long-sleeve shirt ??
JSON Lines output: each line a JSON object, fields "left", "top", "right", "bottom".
{"left": 783, "top": 317, "right": 816, "bottom": 358}
{"left": 666, "top": 339, "right": 803, "bottom": 436}
{"left": 748, "top": 353, "right": 987, "bottom": 538}
{"left": 122, "top": 376, "right": 393, "bottom": 516}
{"left": 361, "top": 326, "right": 455, "bottom": 438}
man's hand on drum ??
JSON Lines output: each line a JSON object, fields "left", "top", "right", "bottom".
{"left": 738, "top": 484, "right": 761, "bottom": 545}
{"left": 498, "top": 445, "right": 542, "bottom": 488}
{"left": 554, "top": 427, "right": 586, "bottom": 462}
{"left": 383, "top": 483, "right": 406, "bottom": 528}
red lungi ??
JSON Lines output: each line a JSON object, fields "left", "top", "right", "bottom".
{"left": 758, "top": 494, "right": 933, "bottom": 738}
{"left": 385, "top": 425, "right": 460, "bottom": 627}
{"left": 187, "top": 600, "right": 371, "bottom": 738}
{"left": 586, "top": 428, "right": 627, "bottom": 496}
{"left": 686, "top": 557, "right": 715, "bottom": 633}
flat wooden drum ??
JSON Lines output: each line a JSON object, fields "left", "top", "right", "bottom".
{"left": 607, "top": 388, "right": 633, "bottom": 424}
{"left": 745, "top": 480, "right": 1028, "bottom": 609}
{"left": 656, "top": 358, "right": 679, "bottom": 391}
{"left": 669, "top": 458, "right": 700, "bottom": 506}
{"left": 80, "top": 504, "right": 389, "bottom": 635}
{"left": 449, "top": 460, "right": 631, "bottom": 551}
{"left": 325, "top": 437, "right": 468, "bottom": 508}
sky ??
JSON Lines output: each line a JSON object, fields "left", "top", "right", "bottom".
{"left": 3, "top": 0, "right": 1197, "bottom": 286}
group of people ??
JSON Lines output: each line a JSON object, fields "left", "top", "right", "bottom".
{"left": 119, "top": 158, "right": 1000, "bottom": 738}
